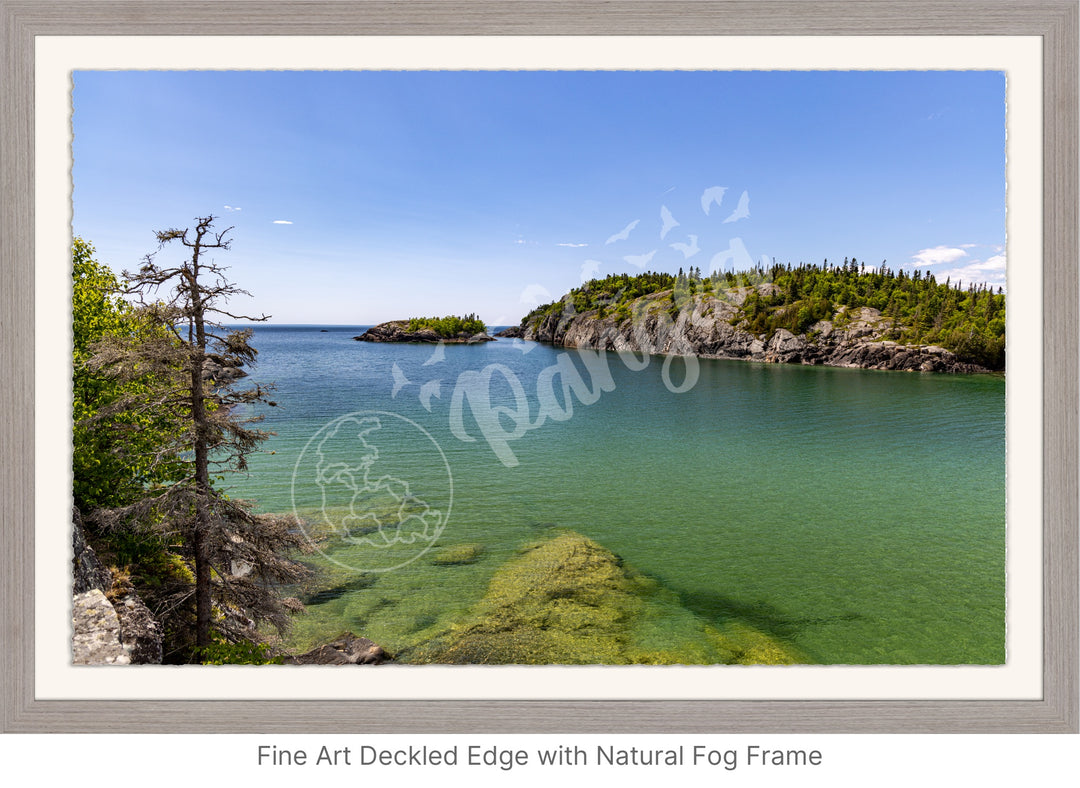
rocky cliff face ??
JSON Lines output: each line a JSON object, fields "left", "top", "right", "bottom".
{"left": 72, "top": 508, "right": 163, "bottom": 665}
{"left": 522, "top": 288, "right": 990, "bottom": 374}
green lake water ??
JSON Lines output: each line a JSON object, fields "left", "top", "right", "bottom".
{"left": 227, "top": 325, "right": 1006, "bottom": 664}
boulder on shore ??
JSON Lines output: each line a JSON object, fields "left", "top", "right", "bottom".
{"left": 283, "top": 633, "right": 389, "bottom": 665}
{"left": 72, "top": 589, "right": 130, "bottom": 665}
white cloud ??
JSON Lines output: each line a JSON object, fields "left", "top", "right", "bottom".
{"left": 557, "top": 242, "right": 588, "bottom": 248}
{"left": 912, "top": 245, "right": 968, "bottom": 267}
{"left": 224, "top": 205, "right": 241, "bottom": 212}
{"left": 932, "top": 254, "right": 1007, "bottom": 289}
{"left": 273, "top": 220, "right": 293, "bottom": 225}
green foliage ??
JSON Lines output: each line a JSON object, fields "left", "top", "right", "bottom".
{"left": 738, "top": 260, "right": 1006, "bottom": 368}
{"left": 521, "top": 261, "right": 1005, "bottom": 370}
{"left": 406, "top": 313, "right": 486, "bottom": 337}
{"left": 521, "top": 271, "right": 677, "bottom": 331}
{"left": 71, "top": 238, "right": 186, "bottom": 510}
{"left": 193, "top": 634, "right": 283, "bottom": 665}
{"left": 75, "top": 222, "right": 310, "bottom": 663}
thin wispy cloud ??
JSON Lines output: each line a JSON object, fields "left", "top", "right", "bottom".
{"left": 223, "top": 205, "right": 241, "bottom": 212}
{"left": 557, "top": 242, "right": 588, "bottom": 248}
{"left": 912, "top": 245, "right": 968, "bottom": 267}
{"left": 606, "top": 220, "right": 640, "bottom": 245}
{"left": 273, "top": 220, "right": 293, "bottom": 225}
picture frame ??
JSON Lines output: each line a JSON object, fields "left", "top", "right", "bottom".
{"left": 1, "top": 0, "right": 1075, "bottom": 733}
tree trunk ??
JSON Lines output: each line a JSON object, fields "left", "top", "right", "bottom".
{"left": 192, "top": 329, "right": 212, "bottom": 649}
{"left": 189, "top": 239, "right": 212, "bottom": 650}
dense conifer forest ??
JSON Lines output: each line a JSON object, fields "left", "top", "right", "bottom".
{"left": 522, "top": 259, "right": 1005, "bottom": 370}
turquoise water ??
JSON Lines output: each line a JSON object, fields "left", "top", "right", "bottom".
{"left": 227, "top": 325, "right": 1006, "bottom": 664}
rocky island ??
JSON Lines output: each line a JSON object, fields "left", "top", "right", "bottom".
{"left": 510, "top": 266, "right": 1004, "bottom": 374}
{"left": 354, "top": 314, "right": 494, "bottom": 344}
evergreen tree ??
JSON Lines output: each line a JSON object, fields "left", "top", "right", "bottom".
{"left": 87, "top": 216, "right": 309, "bottom": 656}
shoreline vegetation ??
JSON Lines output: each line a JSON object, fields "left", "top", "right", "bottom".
{"left": 354, "top": 314, "right": 494, "bottom": 344}
{"left": 502, "top": 264, "right": 1005, "bottom": 374}
{"left": 72, "top": 230, "right": 1004, "bottom": 665}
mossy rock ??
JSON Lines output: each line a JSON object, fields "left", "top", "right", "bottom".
{"left": 429, "top": 543, "right": 486, "bottom": 566}
{"left": 297, "top": 567, "right": 377, "bottom": 606}
{"left": 407, "top": 530, "right": 803, "bottom": 665}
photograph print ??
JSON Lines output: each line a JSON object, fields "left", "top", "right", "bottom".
{"left": 69, "top": 69, "right": 1006, "bottom": 668}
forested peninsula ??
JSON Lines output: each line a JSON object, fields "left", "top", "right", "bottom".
{"left": 504, "top": 262, "right": 1005, "bottom": 373}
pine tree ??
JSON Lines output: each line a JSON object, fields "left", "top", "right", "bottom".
{"left": 87, "top": 216, "right": 309, "bottom": 657}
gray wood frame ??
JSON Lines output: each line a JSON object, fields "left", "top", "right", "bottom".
{"left": 1, "top": 0, "right": 1075, "bottom": 733}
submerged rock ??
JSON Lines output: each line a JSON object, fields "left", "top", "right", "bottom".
{"left": 429, "top": 543, "right": 486, "bottom": 566}
{"left": 407, "top": 531, "right": 801, "bottom": 665}
{"left": 297, "top": 568, "right": 377, "bottom": 605}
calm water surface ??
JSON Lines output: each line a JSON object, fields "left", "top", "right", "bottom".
{"left": 227, "top": 325, "right": 1005, "bottom": 664}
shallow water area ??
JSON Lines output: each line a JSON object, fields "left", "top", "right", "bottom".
{"left": 227, "top": 325, "right": 1006, "bottom": 664}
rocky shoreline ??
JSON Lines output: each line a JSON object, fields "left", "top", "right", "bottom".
{"left": 509, "top": 288, "right": 992, "bottom": 374}
{"left": 354, "top": 320, "right": 495, "bottom": 344}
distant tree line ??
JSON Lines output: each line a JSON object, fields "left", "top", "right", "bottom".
{"left": 521, "top": 258, "right": 1005, "bottom": 370}
{"left": 406, "top": 313, "right": 486, "bottom": 337}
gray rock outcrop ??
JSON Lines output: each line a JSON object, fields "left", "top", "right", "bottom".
{"left": 72, "top": 507, "right": 112, "bottom": 595}
{"left": 113, "top": 592, "right": 164, "bottom": 664}
{"left": 72, "top": 507, "right": 164, "bottom": 664}
{"left": 72, "top": 589, "right": 131, "bottom": 665}
{"left": 521, "top": 292, "right": 990, "bottom": 374}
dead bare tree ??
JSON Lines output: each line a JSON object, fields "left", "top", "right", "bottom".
{"left": 87, "top": 216, "right": 309, "bottom": 656}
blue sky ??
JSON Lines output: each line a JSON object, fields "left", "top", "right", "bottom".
{"left": 72, "top": 70, "right": 1005, "bottom": 325}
